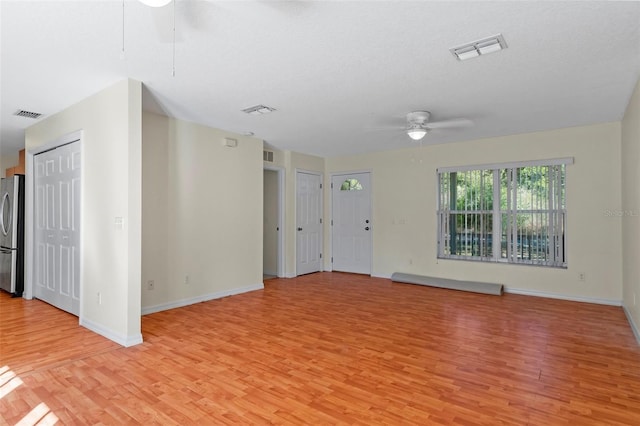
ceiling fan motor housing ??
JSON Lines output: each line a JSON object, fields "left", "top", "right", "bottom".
{"left": 407, "top": 111, "right": 431, "bottom": 125}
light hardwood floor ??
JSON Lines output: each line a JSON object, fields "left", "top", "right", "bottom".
{"left": 1, "top": 272, "right": 640, "bottom": 425}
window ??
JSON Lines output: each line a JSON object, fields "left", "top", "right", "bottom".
{"left": 341, "top": 178, "right": 363, "bottom": 191}
{"left": 437, "top": 158, "right": 572, "bottom": 268}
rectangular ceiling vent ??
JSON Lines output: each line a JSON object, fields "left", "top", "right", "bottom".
{"left": 263, "top": 150, "right": 274, "bottom": 162}
{"left": 242, "top": 105, "right": 276, "bottom": 115}
{"left": 14, "top": 109, "right": 43, "bottom": 119}
{"left": 450, "top": 34, "right": 507, "bottom": 61}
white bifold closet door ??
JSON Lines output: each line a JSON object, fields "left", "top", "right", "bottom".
{"left": 34, "top": 141, "right": 81, "bottom": 316}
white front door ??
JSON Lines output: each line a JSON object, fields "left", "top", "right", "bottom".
{"left": 296, "top": 171, "right": 322, "bottom": 275}
{"left": 34, "top": 141, "right": 81, "bottom": 316}
{"left": 331, "top": 172, "right": 372, "bottom": 275}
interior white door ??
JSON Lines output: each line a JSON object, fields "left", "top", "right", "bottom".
{"left": 34, "top": 141, "right": 81, "bottom": 316}
{"left": 296, "top": 171, "right": 322, "bottom": 275}
{"left": 331, "top": 172, "right": 372, "bottom": 274}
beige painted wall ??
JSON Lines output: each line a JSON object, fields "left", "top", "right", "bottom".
{"left": 263, "top": 146, "right": 286, "bottom": 169}
{"left": 621, "top": 77, "right": 640, "bottom": 339}
{"left": 25, "top": 79, "right": 143, "bottom": 346}
{"left": 263, "top": 169, "right": 279, "bottom": 276}
{"left": 326, "top": 122, "right": 623, "bottom": 303}
{"left": 142, "top": 112, "right": 263, "bottom": 311}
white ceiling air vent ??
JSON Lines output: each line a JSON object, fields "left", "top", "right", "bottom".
{"left": 263, "top": 150, "right": 274, "bottom": 162}
{"left": 242, "top": 105, "right": 276, "bottom": 115}
{"left": 14, "top": 109, "right": 43, "bottom": 119}
{"left": 450, "top": 34, "right": 507, "bottom": 61}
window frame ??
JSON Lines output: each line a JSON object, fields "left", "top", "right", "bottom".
{"left": 436, "top": 157, "right": 573, "bottom": 268}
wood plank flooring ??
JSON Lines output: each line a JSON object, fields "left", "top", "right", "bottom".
{"left": 1, "top": 272, "right": 640, "bottom": 425}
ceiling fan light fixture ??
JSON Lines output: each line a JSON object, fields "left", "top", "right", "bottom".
{"left": 139, "top": 0, "right": 172, "bottom": 7}
{"left": 407, "top": 127, "right": 428, "bottom": 141}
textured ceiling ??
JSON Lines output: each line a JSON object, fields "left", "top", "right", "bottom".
{"left": 1, "top": 1, "right": 639, "bottom": 159}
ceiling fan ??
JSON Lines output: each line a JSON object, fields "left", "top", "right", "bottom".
{"left": 375, "top": 111, "right": 473, "bottom": 141}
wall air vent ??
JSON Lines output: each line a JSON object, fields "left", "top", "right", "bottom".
{"left": 14, "top": 109, "right": 43, "bottom": 119}
{"left": 242, "top": 105, "right": 276, "bottom": 115}
{"left": 263, "top": 150, "right": 274, "bottom": 162}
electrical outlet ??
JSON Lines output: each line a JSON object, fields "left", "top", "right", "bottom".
{"left": 578, "top": 272, "right": 586, "bottom": 282}
{"left": 147, "top": 280, "right": 155, "bottom": 290}
{"left": 97, "top": 292, "right": 102, "bottom": 305}
{"left": 185, "top": 275, "right": 189, "bottom": 285}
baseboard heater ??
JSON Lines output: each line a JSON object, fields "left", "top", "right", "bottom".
{"left": 390, "top": 272, "right": 503, "bottom": 296}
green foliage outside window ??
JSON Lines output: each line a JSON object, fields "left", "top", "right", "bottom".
{"left": 341, "top": 179, "right": 363, "bottom": 191}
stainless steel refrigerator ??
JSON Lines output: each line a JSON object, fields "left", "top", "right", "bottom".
{"left": 0, "top": 174, "right": 25, "bottom": 296}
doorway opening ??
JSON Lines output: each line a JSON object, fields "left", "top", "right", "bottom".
{"left": 263, "top": 166, "right": 284, "bottom": 280}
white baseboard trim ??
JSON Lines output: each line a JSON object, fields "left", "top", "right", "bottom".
{"left": 79, "top": 317, "right": 144, "bottom": 347}
{"left": 381, "top": 274, "right": 621, "bottom": 306}
{"left": 141, "top": 283, "right": 264, "bottom": 316}
{"left": 504, "top": 287, "right": 622, "bottom": 306}
{"left": 372, "top": 273, "right": 391, "bottom": 279}
{"left": 623, "top": 306, "right": 640, "bottom": 345}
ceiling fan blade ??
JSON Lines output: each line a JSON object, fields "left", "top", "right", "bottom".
{"left": 150, "top": 4, "right": 176, "bottom": 43}
{"left": 149, "top": 0, "right": 208, "bottom": 43}
{"left": 427, "top": 118, "right": 473, "bottom": 129}
{"left": 364, "top": 125, "right": 405, "bottom": 132}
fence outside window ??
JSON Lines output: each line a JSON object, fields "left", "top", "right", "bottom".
{"left": 437, "top": 159, "right": 571, "bottom": 268}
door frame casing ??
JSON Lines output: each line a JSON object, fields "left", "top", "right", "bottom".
{"left": 24, "top": 130, "right": 83, "bottom": 320}
{"left": 295, "top": 169, "right": 323, "bottom": 276}
{"left": 329, "top": 169, "right": 373, "bottom": 275}
{"left": 263, "top": 165, "right": 285, "bottom": 278}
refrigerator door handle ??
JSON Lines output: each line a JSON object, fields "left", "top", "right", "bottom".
{"left": 0, "top": 192, "right": 9, "bottom": 236}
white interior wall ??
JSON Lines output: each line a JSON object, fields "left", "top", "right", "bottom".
{"left": 142, "top": 111, "right": 264, "bottom": 313}
{"left": 24, "top": 79, "right": 143, "bottom": 346}
{"left": 325, "top": 122, "right": 623, "bottom": 303}
{"left": 621, "top": 77, "right": 640, "bottom": 340}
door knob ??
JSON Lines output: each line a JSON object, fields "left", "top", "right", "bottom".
{"left": 365, "top": 227, "right": 370, "bottom": 231}
{"left": 297, "top": 227, "right": 303, "bottom": 231}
